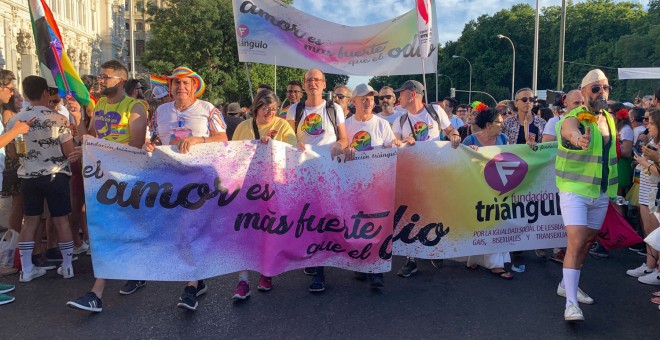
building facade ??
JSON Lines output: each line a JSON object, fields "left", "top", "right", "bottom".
{"left": 0, "top": 0, "right": 157, "bottom": 90}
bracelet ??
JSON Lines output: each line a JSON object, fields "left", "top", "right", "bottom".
{"left": 648, "top": 163, "right": 653, "bottom": 172}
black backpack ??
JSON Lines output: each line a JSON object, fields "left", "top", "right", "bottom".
{"left": 294, "top": 101, "right": 338, "bottom": 136}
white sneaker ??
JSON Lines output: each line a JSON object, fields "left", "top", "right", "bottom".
{"left": 19, "top": 267, "right": 47, "bottom": 282}
{"left": 57, "top": 266, "right": 74, "bottom": 279}
{"left": 627, "top": 263, "right": 654, "bottom": 277}
{"left": 73, "top": 241, "right": 90, "bottom": 255}
{"left": 557, "top": 283, "right": 595, "bottom": 304}
{"left": 638, "top": 269, "right": 660, "bottom": 285}
{"left": 564, "top": 303, "right": 584, "bottom": 321}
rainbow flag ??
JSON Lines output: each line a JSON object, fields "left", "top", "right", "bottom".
{"left": 150, "top": 74, "right": 167, "bottom": 88}
{"left": 28, "top": 0, "right": 90, "bottom": 106}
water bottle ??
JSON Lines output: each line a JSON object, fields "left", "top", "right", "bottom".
{"left": 14, "top": 134, "right": 26, "bottom": 157}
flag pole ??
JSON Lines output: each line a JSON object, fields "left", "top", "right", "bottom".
{"left": 422, "top": 59, "right": 428, "bottom": 104}
{"left": 51, "top": 44, "right": 71, "bottom": 94}
{"left": 245, "top": 62, "right": 254, "bottom": 102}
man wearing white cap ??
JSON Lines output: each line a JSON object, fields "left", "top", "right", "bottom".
{"left": 555, "top": 69, "right": 617, "bottom": 321}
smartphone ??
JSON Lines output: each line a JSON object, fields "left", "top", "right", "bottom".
{"left": 633, "top": 148, "right": 642, "bottom": 157}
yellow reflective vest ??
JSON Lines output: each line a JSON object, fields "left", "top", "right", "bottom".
{"left": 555, "top": 106, "right": 618, "bottom": 198}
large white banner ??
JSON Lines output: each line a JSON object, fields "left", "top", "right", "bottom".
{"left": 231, "top": 0, "right": 439, "bottom": 76}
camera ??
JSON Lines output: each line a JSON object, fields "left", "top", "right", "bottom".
{"left": 546, "top": 90, "right": 565, "bottom": 108}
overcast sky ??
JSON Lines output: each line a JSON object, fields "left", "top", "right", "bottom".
{"left": 292, "top": 0, "right": 649, "bottom": 87}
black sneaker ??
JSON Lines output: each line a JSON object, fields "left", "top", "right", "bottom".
{"left": 45, "top": 248, "right": 79, "bottom": 262}
{"left": 177, "top": 286, "right": 198, "bottom": 311}
{"left": 368, "top": 273, "right": 384, "bottom": 289}
{"left": 303, "top": 267, "right": 317, "bottom": 276}
{"left": 67, "top": 292, "right": 103, "bottom": 312}
{"left": 353, "top": 272, "right": 367, "bottom": 281}
{"left": 196, "top": 280, "right": 207, "bottom": 297}
{"left": 431, "top": 259, "right": 444, "bottom": 268}
{"left": 397, "top": 259, "right": 418, "bottom": 278}
{"left": 309, "top": 274, "right": 325, "bottom": 293}
{"left": 119, "top": 280, "right": 146, "bottom": 295}
{"left": 637, "top": 248, "right": 647, "bottom": 256}
{"left": 32, "top": 255, "right": 56, "bottom": 271}
{"left": 589, "top": 243, "right": 609, "bottom": 258}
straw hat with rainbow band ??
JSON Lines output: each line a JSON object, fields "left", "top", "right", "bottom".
{"left": 167, "top": 67, "right": 206, "bottom": 98}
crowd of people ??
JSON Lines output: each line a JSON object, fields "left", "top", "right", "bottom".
{"left": 0, "top": 61, "right": 659, "bottom": 322}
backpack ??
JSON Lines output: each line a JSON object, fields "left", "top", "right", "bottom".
{"left": 294, "top": 101, "right": 338, "bottom": 136}
{"left": 399, "top": 104, "right": 443, "bottom": 139}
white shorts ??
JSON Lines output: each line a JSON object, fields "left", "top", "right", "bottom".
{"left": 559, "top": 191, "right": 609, "bottom": 230}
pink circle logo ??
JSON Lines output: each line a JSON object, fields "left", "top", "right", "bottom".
{"left": 483, "top": 153, "right": 528, "bottom": 195}
{"left": 237, "top": 25, "right": 249, "bottom": 38}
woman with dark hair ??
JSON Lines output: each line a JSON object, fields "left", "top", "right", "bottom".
{"left": 462, "top": 105, "right": 513, "bottom": 279}
{"left": 613, "top": 104, "right": 634, "bottom": 195}
{"left": 230, "top": 90, "right": 296, "bottom": 300}
{"left": 458, "top": 105, "right": 481, "bottom": 141}
{"left": 1, "top": 94, "right": 25, "bottom": 243}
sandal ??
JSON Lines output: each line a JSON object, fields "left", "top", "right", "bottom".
{"left": 652, "top": 297, "right": 660, "bottom": 305}
{"left": 466, "top": 264, "right": 479, "bottom": 270}
{"left": 652, "top": 291, "right": 660, "bottom": 297}
{"left": 490, "top": 269, "right": 513, "bottom": 280}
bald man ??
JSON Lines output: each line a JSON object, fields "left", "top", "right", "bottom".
{"left": 541, "top": 90, "right": 584, "bottom": 142}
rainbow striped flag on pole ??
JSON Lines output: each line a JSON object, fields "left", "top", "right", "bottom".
{"left": 29, "top": 0, "right": 90, "bottom": 106}
{"left": 150, "top": 74, "right": 168, "bottom": 88}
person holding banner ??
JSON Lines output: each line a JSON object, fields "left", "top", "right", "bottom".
{"left": 66, "top": 60, "right": 149, "bottom": 313}
{"left": 143, "top": 66, "right": 228, "bottom": 310}
{"left": 376, "top": 86, "right": 404, "bottom": 126}
{"left": 286, "top": 68, "right": 349, "bottom": 292}
{"left": 391, "top": 79, "right": 461, "bottom": 277}
{"left": 231, "top": 90, "right": 296, "bottom": 299}
{"left": 461, "top": 105, "right": 513, "bottom": 279}
{"left": 555, "top": 69, "right": 617, "bottom": 322}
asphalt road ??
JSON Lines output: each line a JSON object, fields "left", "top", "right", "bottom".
{"left": 1, "top": 247, "right": 658, "bottom": 339}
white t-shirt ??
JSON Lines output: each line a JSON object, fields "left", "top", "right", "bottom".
{"left": 620, "top": 125, "right": 633, "bottom": 142}
{"left": 543, "top": 115, "right": 562, "bottom": 137}
{"left": 377, "top": 110, "right": 404, "bottom": 126}
{"left": 633, "top": 125, "right": 646, "bottom": 144}
{"left": 345, "top": 115, "right": 395, "bottom": 150}
{"left": 392, "top": 104, "right": 451, "bottom": 141}
{"left": 449, "top": 116, "right": 464, "bottom": 130}
{"left": 286, "top": 100, "right": 345, "bottom": 146}
{"left": 7, "top": 106, "right": 72, "bottom": 178}
{"left": 155, "top": 100, "right": 226, "bottom": 145}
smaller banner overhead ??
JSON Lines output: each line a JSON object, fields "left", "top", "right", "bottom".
{"left": 618, "top": 68, "right": 660, "bottom": 80}
{"left": 29, "top": 0, "right": 90, "bottom": 106}
{"left": 231, "top": 0, "right": 438, "bottom": 76}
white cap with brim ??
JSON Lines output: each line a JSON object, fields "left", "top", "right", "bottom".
{"left": 152, "top": 85, "right": 169, "bottom": 99}
{"left": 352, "top": 83, "right": 378, "bottom": 97}
{"left": 580, "top": 69, "right": 608, "bottom": 89}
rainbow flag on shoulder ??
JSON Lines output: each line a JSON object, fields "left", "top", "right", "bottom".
{"left": 29, "top": 0, "right": 90, "bottom": 106}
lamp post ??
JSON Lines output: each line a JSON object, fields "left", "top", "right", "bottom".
{"left": 497, "top": 34, "right": 516, "bottom": 100}
{"left": 452, "top": 55, "right": 472, "bottom": 103}
{"left": 438, "top": 74, "right": 453, "bottom": 89}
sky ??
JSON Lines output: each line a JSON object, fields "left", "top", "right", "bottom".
{"left": 292, "top": 0, "right": 649, "bottom": 87}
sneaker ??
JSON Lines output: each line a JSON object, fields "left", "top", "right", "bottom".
{"left": 627, "top": 263, "right": 654, "bottom": 278}
{"left": 629, "top": 244, "right": 645, "bottom": 252}
{"left": 353, "top": 272, "right": 368, "bottom": 281}
{"left": 0, "top": 266, "right": 18, "bottom": 275}
{"left": 232, "top": 281, "right": 251, "bottom": 300}
{"left": 557, "top": 283, "right": 595, "bottom": 304}
{"left": 257, "top": 275, "right": 272, "bottom": 291}
{"left": 564, "top": 303, "right": 584, "bottom": 322}
{"left": 33, "top": 257, "right": 57, "bottom": 271}
{"left": 67, "top": 292, "right": 103, "bottom": 312}
{"left": 196, "top": 280, "right": 207, "bottom": 297}
{"left": 368, "top": 273, "right": 384, "bottom": 289}
{"left": 0, "top": 293, "right": 15, "bottom": 305}
{"left": 431, "top": 259, "right": 444, "bottom": 268}
{"left": 397, "top": 259, "right": 418, "bottom": 278}
{"left": 177, "top": 286, "right": 198, "bottom": 310}
{"left": 638, "top": 248, "right": 647, "bottom": 257}
{"left": 303, "top": 267, "right": 317, "bottom": 276}
{"left": 0, "top": 282, "right": 15, "bottom": 294}
{"left": 45, "top": 248, "right": 79, "bottom": 262}
{"left": 56, "top": 266, "right": 75, "bottom": 279}
{"left": 638, "top": 269, "right": 660, "bottom": 285}
{"left": 309, "top": 274, "right": 325, "bottom": 293}
{"left": 119, "top": 280, "right": 146, "bottom": 295}
{"left": 550, "top": 250, "right": 566, "bottom": 264}
{"left": 19, "top": 267, "right": 46, "bottom": 282}
{"left": 589, "top": 243, "right": 609, "bottom": 258}
{"left": 73, "top": 242, "right": 90, "bottom": 255}
{"left": 535, "top": 249, "right": 547, "bottom": 258}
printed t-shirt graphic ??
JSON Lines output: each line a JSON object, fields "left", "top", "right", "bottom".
{"left": 392, "top": 104, "right": 451, "bottom": 142}
{"left": 345, "top": 114, "right": 395, "bottom": 150}
{"left": 93, "top": 96, "right": 141, "bottom": 143}
{"left": 286, "top": 100, "right": 345, "bottom": 146}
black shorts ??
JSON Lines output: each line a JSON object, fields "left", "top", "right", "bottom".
{"left": 21, "top": 173, "right": 72, "bottom": 217}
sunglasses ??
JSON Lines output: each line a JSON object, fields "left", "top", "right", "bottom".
{"left": 378, "top": 95, "right": 393, "bottom": 100}
{"left": 260, "top": 107, "right": 278, "bottom": 113}
{"left": 49, "top": 99, "right": 61, "bottom": 105}
{"left": 334, "top": 94, "right": 349, "bottom": 100}
{"left": 590, "top": 85, "right": 612, "bottom": 94}
{"left": 518, "top": 97, "right": 535, "bottom": 103}
{"left": 97, "top": 74, "right": 123, "bottom": 80}
{"left": 287, "top": 90, "right": 302, "bottom": 94}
